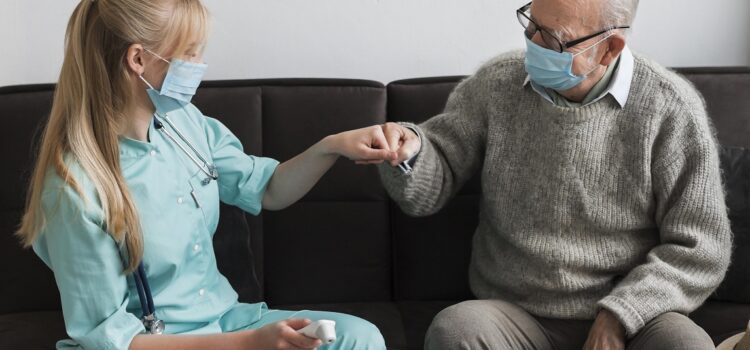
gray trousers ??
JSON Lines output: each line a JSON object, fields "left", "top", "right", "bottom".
{"left": 424, "top": 300, "right": 714, "bottom": 350}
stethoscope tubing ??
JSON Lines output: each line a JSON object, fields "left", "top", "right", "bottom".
{"left": 152, "top": 113, "right": 218, "bottom": 183}
{"left": 130, "top": 111, "right": 219, "bottom": 334}
{"left": 133, "top": 262, "right": 155, "bottom": 317}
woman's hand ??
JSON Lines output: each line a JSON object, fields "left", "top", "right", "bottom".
{"left": 245, "top": 319, "right": 322, "bottom": 350}
{"left": 325, "top": 125, "right": 398, "bottom": 164}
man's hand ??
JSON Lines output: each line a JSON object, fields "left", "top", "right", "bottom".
{"left": 379, "top": 122, "right": 421, "bottom": 166}
{"left": 583, "top": 309, "right": 626, "bottom": 350}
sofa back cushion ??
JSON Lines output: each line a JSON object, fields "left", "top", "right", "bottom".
{"left": 0, "top": 85, "right": 60, "bottom": 314}
{"left": 387, "top": 77, "right": 479, "bottom": 301}
{"left": 246, "top": 80, "right": 392, "bottom": 305}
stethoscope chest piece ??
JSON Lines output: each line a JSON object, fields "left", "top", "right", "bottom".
{"left": 143, "top": 315, "right": 165, "bottom": 335}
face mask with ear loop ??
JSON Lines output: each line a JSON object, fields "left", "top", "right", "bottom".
{"left": 138, "top": 48, "right": 208, "bottom": 104}
{"left": 524, "top": 33, "right": 613, "bottom": 91}
{"left": 136, "top": 49, "right": 218, "bottom": 184}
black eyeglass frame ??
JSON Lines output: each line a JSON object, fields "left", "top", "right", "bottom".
{"left": 516, "top": 2, "right": 630, "bottom": 53}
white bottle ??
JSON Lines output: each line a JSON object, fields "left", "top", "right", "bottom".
{"left": 297, "top": 320, "right": 337, "bottom": 345}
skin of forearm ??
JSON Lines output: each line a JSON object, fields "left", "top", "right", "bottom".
{"left": 129, "top": 329, "right": 251, "bottom": 350}
{"left": 261, "top": 135, "right": 339, "bottom": 211}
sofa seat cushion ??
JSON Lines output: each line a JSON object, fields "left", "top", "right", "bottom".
{"left": 396, "top": 301, "right": 456, "bottom": 350}
{"left": 690, "top": 300, "right": 750, "bottom": 345}
{"left": 0, "top": 311, "right": 66, "bottom": 349}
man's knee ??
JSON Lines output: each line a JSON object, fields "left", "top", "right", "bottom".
{"left": 426, "top": 302, "right": 482, "bottom": 350}
{"left": 628, "top": 312, "right": 713, "bottom": 350}
{"left": 425, "top": 300, "right": 537, "bottom": 350}
{"left": 426, "top": 302, "right": 475, "bottom": 348}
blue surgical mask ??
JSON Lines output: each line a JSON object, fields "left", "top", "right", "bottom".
{"left": 139, "top": 49, "right": 207, "bottom": 104}
{"left": 524, "top": 34, "right": 611, "bottom": 91}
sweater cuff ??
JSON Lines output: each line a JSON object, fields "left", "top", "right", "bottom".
{"left": 377, "top": 122, "right": 425, "bottom": 180}
{"left": 597, "top": 295, "right": 646, "bottom": 338}
{"left": 377, "top": 123, "right": 442, "bottom": 216}
{"left": 400, "top": 123, "right": 423, "bottom": 167}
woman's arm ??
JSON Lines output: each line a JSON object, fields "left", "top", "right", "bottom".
{"left": 130, "top": 319, "right": 321, "bottom": 350}
{"left": 261, "top": 125, "right": 396, "bottom": 210}
{"left": 129, "top": 331, "right": 247, "bottom": 350}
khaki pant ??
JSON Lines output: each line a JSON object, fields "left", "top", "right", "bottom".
{"left": 424, "top": 300, "right": 714, "bottom": 350}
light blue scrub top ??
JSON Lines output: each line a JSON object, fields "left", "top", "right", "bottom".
{"left": 32, "top": 92, "right": 279, "bottom": 350}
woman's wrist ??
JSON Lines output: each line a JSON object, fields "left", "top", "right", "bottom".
{"left": 317, "top": 134, "right": 342, "bottom": 157}
{"left": 235, "top": 329, "right": 257, "bottom": 349}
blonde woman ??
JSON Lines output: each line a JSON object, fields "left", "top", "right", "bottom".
{"left": 16, "top": 1, "right": 391, "bottom": 349}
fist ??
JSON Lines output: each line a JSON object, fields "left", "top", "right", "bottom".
{"left": 380, "top": 122, "right": 421, "bottom": 166}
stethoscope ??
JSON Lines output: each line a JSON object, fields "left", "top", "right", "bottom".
{"left": 133, "top": 262, "right": 163, "bottom": 334}
{"left": 132, "top": 110, "right": 219, "bottom": 334}
{"left": 153, "top": 112, "right": 218, "bottom": 185}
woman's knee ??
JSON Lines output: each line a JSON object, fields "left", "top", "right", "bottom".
{"left": 324, "top": 313, "right": 385, "bottom": 350}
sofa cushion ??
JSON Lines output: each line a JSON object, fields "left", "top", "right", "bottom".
{"left": 386, "top": 78, "right": 480, "bottom": 302}
{"left": 0, "top": 84, "right": 62, "bottom": 315}
{"left": 257, "top": 81, "right": 393, "bottom": 305}
{"left": 0, "top": 311, "right": 66, "bottom": 350}
{"left": 396, "top": 300, "right": 456, "bottom": 350}
{"left": 690, "top": 300, "right": 750, "bottom": 345}
{"left": 675, "top": 67, "right": 750, "bottom": 149}
{"left": 713, "top": 146, "right": 750, "bottom": 303}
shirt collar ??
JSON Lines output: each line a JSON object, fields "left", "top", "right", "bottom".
{"left": 523, "top": 45, "right": 634, "bottom": 108}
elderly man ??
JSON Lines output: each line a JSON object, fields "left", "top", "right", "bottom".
{"left": 376, "top": 0, "right": 732, "bottom": 349}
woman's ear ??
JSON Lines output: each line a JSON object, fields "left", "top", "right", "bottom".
{"left": 125, "top": 43, "right": 147, "bottom": 76}
{"left": 599, "top": 33, "right": 626, "bottom": 67}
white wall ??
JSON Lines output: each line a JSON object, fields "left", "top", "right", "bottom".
{"left": 1, "top": 0, "right": 748, "bottom": 87}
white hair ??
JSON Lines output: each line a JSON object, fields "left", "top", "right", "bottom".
{"left": 601, "top": 0, "right": 640, "bottom": 32}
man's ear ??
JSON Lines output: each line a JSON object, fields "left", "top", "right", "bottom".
{"left": 599, "top": 32, "right": 626, "bottom": 66}
{"left": 125, "top": 43, "right": 146, "bottom": 76}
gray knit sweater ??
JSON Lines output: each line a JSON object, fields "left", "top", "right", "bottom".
{"left": 378, "top": 50, "right": 732, "bottom": 337}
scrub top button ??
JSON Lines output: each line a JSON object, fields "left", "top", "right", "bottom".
{"left": 177, "top": 197, "right": 184, "bottom": 204}
{"left": 193, "top": 244, "right": 200, "bottom": 252}
{"left": 149, "top": 150, "right": 156, "bottom": 156}
{"left": 199, "top": 288, "right": 205, "bottom": 296}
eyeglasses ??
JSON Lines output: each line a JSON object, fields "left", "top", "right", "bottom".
{"left": 516, "top": 2, "right": 630, "bottom": 53}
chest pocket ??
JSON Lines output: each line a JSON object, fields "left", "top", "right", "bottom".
{"left": 188, "top": 170, "right": 221, "bottom": 235}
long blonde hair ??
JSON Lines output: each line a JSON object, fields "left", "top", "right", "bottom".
{"left": 16, "top": 0, "right": 209, "bottom": 273}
